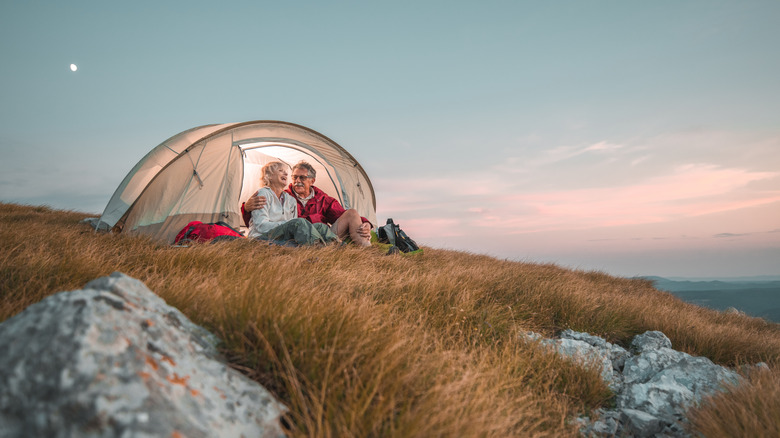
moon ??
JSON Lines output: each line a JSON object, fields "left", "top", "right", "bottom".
{"left": 70, "top": 64, "right": 78, "bottom": 72}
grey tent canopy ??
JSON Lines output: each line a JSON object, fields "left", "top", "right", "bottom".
{"left": 98, "top": 121, "right": 376, "bottom": 243}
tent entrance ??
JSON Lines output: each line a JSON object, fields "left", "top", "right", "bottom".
{"left": 237, "top": 140, "right": 347, "bottom": 211}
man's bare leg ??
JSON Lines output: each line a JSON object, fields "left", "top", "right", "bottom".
{"left": 332, "top": 209, "right": 371, "bottom": 247}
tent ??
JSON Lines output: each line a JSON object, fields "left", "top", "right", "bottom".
{"left": 98, "top": 120, "right": 376, "bottom": 243}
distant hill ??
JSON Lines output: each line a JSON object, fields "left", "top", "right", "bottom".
{"left": 642, "top": 276, "right": 780, "bottom": 323}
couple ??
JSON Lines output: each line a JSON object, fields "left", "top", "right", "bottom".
{"left": 244, "top": 160, "right": 372, "bottom": 246}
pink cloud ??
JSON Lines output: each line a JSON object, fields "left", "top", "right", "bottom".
{"left": 374, "top": 164, "right": 780, "bottom": 233}
{"left": 395, "top": 217, "right": 464, "bottom": 239}
{"left": 373, "top": 163, "right": 779, "bottom": 242}
{"left": 498, "top": 164, "right": 780, "bottom": 231}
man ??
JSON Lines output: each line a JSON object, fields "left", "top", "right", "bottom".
{"left": 243, "top": 160, "right": 372, "bottom": 246}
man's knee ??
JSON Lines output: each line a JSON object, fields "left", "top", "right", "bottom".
{"left": 341, "top": 209, "right": 360, "bottom": 224}
{"left": 332, "top": 210, "right": 358, "bottom": 237}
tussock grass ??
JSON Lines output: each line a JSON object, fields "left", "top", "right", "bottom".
{"left": 688, "top": 366, "right": 780, "bottom": 437}
{"left": 2, "top": 202, "right": 779, "bottom": 437}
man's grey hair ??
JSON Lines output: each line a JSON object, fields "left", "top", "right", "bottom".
{"left": 292, "top": 160, "right": 316, "bottom": 178}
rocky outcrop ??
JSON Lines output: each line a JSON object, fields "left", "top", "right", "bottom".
{"left": 523, "top": 329, "right": 743, "bottom": 438}
{"left": 0, "top": 272, "right": 287, "bottom": 438}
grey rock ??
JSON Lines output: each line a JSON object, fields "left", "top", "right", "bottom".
{"left": 560, "top": 329, "right": 611, "bottom": 350}
{"left": 610, "top": 343, "right": 631, "bottom": 372}
{"left": 738, "top": 361, "right": 771, "bottom": 377}
{"left": 631, "top": 330, "right": 672, "bottom": 352}
{"left": 579, "top": 409, "right": 620, "bottom": 437}
{"left": 619, "top": 373, "right": 695, "bottom": 419}
{"left": 660, "top": 422, "right": 688, "bottom": 437}
{"left": 537, "top": 333, "right": 623, "bottom": 392}
{"left": 724, "top": 307, "right": 745, "bottom": 316}
{"left": 558, "top": 330, "right": 630, "bottom": 373}
{"left": 618, "top": 355, "right": 740, "bottom": 418}
{"left": 622, "top": 348, "right": 688, "bottom": 385}
{"left": 620, "top": 409, "right": 664, "bottom": 438}
{"left": 558, "top": 338, "right": 621, "bottom": 391}
{"left": 524, "top": 329, "right": 747, "bottom": 438}
{"left": 520, "top": 331, "right": 543, "bottom": 342}
{"left": 0, "top": 272, "right": 287, "bottom": 438}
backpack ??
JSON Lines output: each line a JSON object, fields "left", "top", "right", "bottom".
{"left": 173, "top": 221, "right": 244, "bottom": 244}
{"left": 377, "top": 218, "right": 420, "bottom": 253}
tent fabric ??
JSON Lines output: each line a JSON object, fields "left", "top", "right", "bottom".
{"left": 98, "top": 121, "right": 376, "bottom": 244}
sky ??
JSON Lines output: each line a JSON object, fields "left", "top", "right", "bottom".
{"left": 1, "top": 1, "right": 779, "bottom": 279}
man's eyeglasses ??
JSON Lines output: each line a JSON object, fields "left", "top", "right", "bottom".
{"left": 292, "top": 175, "right": 311, "bottom": 181}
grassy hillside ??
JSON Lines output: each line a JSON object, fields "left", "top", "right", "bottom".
{"left": 2, "top": 202, "right": 779, "bottom": 437}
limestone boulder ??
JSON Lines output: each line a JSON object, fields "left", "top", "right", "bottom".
{"left": 618, "top": 353, "right": 741, "bottom": 418}
{"left": 630, "top": 330, "right": 672, "bottom": 352}
{"left": 546, "top": 337, "right": 621, "bottom": 391}
{"left": 0, "top": 272, "right": 287, "bottom": 438}
{"left": 622, "top": 347, "right": 688, "bottom": 386}
{"left": 525, "top": 329, "right": 745, "bottom": 438}
{"left": 561, "top": 329, "right": 631, "bottom": 375}
{"left": 535, "top": 329, "right": 628, "bottom": 392}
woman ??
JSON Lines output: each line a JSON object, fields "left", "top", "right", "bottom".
{"left": 247, "top": 161, "right": 339, "bottom": 245}
{"left": 247, "top": 161, "right": 298, "bottom": 239}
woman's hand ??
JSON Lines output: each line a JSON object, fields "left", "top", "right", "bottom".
{"left": 245, "top": 194, "right": 268, "bottom": 211}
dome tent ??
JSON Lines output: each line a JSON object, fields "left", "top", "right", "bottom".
{"left": 98, "top": 121, "right": 376, "bottom": 243}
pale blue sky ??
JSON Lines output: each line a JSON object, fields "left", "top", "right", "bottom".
{"left": 2, "top": 1, "right": 779, "bottom": 278}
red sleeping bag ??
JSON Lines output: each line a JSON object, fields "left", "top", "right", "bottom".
{"left": 173, "top": 221, "right": 244, "bottom": 244}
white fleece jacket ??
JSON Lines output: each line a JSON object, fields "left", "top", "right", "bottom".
{"left": 247, "top": 187, "right": 298, "bottom": 239}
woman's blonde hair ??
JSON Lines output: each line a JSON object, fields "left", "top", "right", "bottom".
{"left": 261, "top": 161, "right": 288, "bottom": 187}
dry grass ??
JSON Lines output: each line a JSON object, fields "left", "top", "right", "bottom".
{"left": 687, "top": 366, "right": 780, "bottom": 437}
{"left": 2, "top": 202, "right": 779, "bottom": 437}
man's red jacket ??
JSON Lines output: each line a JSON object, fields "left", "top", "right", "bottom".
{"left": 242, "top": 185, "right": 370, "bottom": 227}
